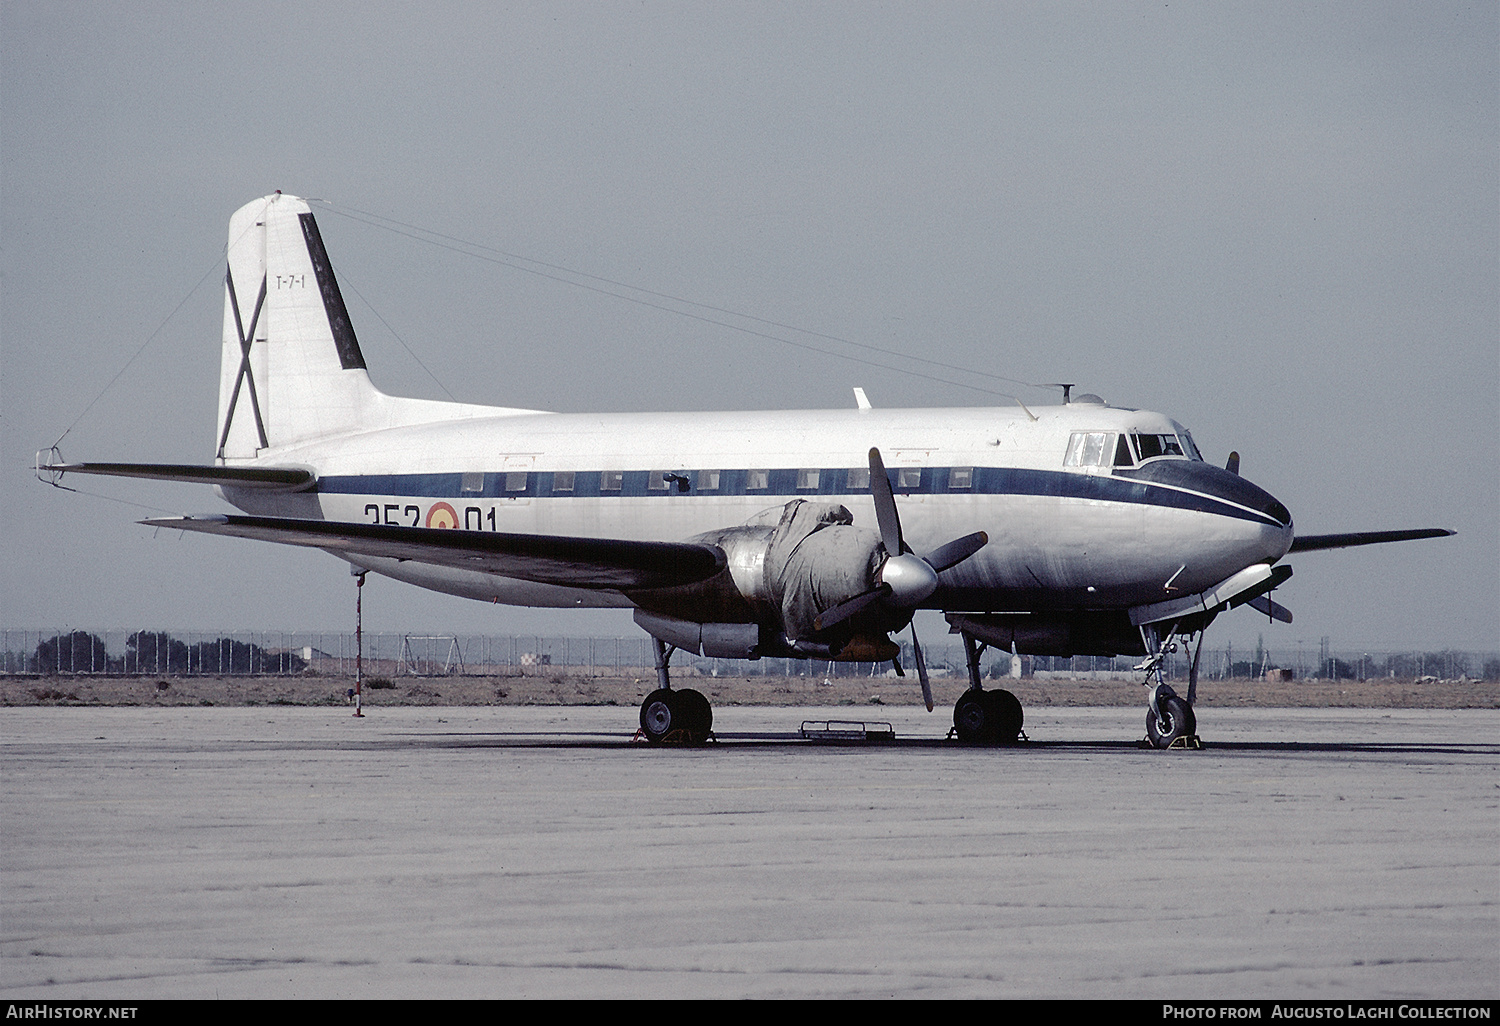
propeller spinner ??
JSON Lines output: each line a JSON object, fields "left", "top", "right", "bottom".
{"left": 814, "top": 448, "right": 988, "bottom": 710}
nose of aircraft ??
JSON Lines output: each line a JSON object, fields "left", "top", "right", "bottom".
{"left": 1254, "top": 481, "right": 1295, "bottom": 563}
{"left": 1117, "top": 459, "right": 1294, "bottom": 562}
{"left": 1195, "top": 462, "right": 1295, "bottom": 563}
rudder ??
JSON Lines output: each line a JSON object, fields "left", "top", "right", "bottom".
{"left": 217, "top": 193, "right": 379, "bottom": 460}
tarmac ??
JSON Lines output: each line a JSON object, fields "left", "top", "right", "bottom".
{"left": 2, "top": 705, "right": 1496, "bottom": 1000}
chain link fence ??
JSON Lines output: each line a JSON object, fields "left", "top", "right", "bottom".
{"left": 3, "top": 629, "right": 1497, "bottom": 683}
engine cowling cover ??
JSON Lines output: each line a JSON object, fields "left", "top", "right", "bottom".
{"left": 630, "top": 500, "right": 886, "bottom": 650}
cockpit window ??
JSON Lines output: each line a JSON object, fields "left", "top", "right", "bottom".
{"left": 1178, "top": 429, "right": 1203, "bottom": 461}
{"left": 1113, "top": 434, "right": 1135, "bottom": 467}
{"left": 1132, "top": 433, "right": 1185, "bottom": 461}
{"left": 1064, "top": 432, "right": 1112, "bottom": 467}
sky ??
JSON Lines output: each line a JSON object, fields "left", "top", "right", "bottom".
{"left": 2, "top": 1, "right": 1496, "bottom": 657}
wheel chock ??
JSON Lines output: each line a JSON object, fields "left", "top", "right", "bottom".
{"left": 1137, "top": 734, "right": 1203, "bottom": 750}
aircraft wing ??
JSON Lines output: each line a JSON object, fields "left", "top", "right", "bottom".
{"left": 141, "top": 514, "right": 727, "bottom": 591}
{"left": 1289, "top": 528, "right": 1454, "bottom": 553}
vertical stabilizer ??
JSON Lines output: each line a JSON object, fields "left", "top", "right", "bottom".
{"left": 217, "top": 193, "right": 379, "bottom": 460}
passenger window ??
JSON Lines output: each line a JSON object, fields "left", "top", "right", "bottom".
{"left": 461, "top": 472, "right": 484, "bottom": 493}
{"left": 600, "top": 470, "right": 623, "bottom": 492}
{"left": 698, "top": 470, "right": 720, "bottom": 491}
{"left": 796, "top": 469, "right": 820, "bottom": 490}
{"left": 551, "top": 471, "right": 574, "bottom": 493}
{"left": 847, "top": 467, "right": 871, "bottom": 490}
{"left": 949, "top": 467, "right": 973, "bottom": 489}
{"left": 747, "top": 469, "right": 769, "bottom": 490}
{"left": 897, "top": 468, "right": 922, "bottom": 490}
{"left": 648, "top": 470, "right": 671, "bottom": 491}
{"left": 505, "top": 471, "right": 528, "bottom": 492}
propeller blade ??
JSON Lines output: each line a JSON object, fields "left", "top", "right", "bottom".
{"left": 867, "top": 447, "right": 904, "bottom": 555}
{"left": 1225, "top": 451, "right": 1240, "bottom": 475}
{"left": 922, "top": 531, "right": 988, "bottom": 573}
{"left": 911, "top": 625, "right": 933, "bottom": 711}
{"left": 1246, "top": 594, "right": 1292, "bottom": 623}
{"left": 813, "top": 584, "right": 890, "bottom": 632}
{"left": 816, "top": 450, "right": 988, "bottom": 661}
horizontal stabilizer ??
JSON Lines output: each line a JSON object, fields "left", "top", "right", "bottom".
{"left": 140, "top": 514, "right": 727, "bottom": 592}
{"left": 1289, "top": 528, "right": 1454, "bottom": 553}
{"left": 44, "top": 462, "right": 316, "bottom": 492}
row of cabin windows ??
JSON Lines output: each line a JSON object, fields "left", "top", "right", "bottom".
{"left": 466, "top": 467, "right": 978, "bottom": 494}
{"left": 1063, "top": 430, "right": 1200, "bottom": 469}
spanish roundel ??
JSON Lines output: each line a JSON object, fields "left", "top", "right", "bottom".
{"left": 425, "top": 502, "right": 459, "bottom": 529}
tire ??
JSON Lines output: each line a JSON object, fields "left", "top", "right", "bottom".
{"left": 674, "top": 688, "right": 713, "bottom": 742}
{"left": 1146, "top": 694, "right": 1197, "bottom": 749}
{"left": 953, "top": 691, "right": 992, "bottom": 743}
{"left": 640, "top": 688, "right": 677, "bottom": 743}
{"left": 984, "top": 689, "right": 1024, "bottom": 743}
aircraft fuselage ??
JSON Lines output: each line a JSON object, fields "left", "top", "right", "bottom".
{"left": 221, "top": 401, "right": 1293, "bottom": 617}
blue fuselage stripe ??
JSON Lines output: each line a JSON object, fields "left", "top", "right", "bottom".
{"left": 316, "top": 466, "right": 1285, "bottom": 527}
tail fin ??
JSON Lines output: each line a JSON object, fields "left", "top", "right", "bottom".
{"left": 217, "top": 193, "right": 379, "bottom": 459}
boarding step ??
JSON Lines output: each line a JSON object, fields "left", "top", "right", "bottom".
{"left": 799, "top": 720, "right": 896, "bottom": 743}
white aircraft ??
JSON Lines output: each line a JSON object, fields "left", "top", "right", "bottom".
{"left": 42, "top": 193, "right": 1453, "bottom": 745}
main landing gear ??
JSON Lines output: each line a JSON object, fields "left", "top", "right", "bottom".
{"left": 1136, "top": 623, "right": 1202, "bottom": 749}
{"left": 637, "top": 637, "right": 714, "bottom": 744}
{"left": 951, "top": 632, "right": 1025, "bottom": 743}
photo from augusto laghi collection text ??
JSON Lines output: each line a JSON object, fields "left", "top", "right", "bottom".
{"left": 1161, "top": 1006, "right": 1493, "bottom": 1020}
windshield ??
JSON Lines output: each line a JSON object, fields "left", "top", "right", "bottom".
{"left": 1131, "top": 433, "right": 1186, "bottom": 461}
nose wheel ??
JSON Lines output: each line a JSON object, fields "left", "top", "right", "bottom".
{"left": 1137, "top": 623, "right": 1203, "bottom": 749}
{"left": 1145, "top": 687, "right": 1197, "bottom": 748}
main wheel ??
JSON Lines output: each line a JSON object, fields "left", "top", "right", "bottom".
{"left": 640, "top": 688, "right": 678, "bottom": 744}
{"left": 1146, "top": 694, "right": 1197, "bottom": 748}
{"left": 984, "top": 689, "right": 1024, "bottom": 743}
{"left": 674, "top": 688, "right": 713, "bottom": 742}
{"left": 953, "top": 691, "right": 993, "bottom": 743}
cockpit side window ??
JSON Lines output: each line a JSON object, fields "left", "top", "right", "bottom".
{"left": 1113, "top": 434, "right": 1135, "bottom": 467}
{"left": 1064, "top": 432, "right": 1111, "bottom": 467}
{"left": 1178, "top": 429, "right": 1203, "bottom": 461}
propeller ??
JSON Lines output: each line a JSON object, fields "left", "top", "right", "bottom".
{"left": 1246, "top": 594, "right": 1292, "bottom": 623}
{"left": 814, "top": 447, "right": 989, "bottom": 711}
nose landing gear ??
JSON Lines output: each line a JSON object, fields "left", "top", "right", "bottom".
{"left": 1137, "top": 624, "right": 1203, "bottom": 749}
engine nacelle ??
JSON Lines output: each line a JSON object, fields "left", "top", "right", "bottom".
{"left": 630, "top": 500, "right": 890, "bottom": 655}
{"left": 945, "top": 611, "right": 1147, "bottom": 658}
{"left": 632, "top": 609, "right": 900, "bottom": 663}
{"left": 632, "top": 610, "right": 761, "bottom": 659}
